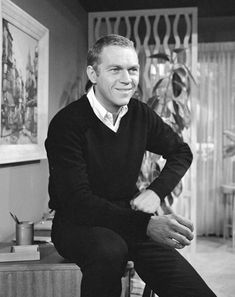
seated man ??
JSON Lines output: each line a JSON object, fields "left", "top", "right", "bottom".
{"left": 45, "top": 34, "right": 216, "bottom": 297}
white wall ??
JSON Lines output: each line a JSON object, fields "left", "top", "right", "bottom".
{"left": 0, "top": 0, "right": 87, "bottom": 241}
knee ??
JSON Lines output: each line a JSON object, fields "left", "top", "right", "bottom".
{"left": 90, "top": 234, "right": 128, "bottom": 276}
{"left": 97, "top": 238, "right": 128, "bottom": 267}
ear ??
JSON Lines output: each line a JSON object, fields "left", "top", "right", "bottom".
{"left": 87, "top": 66, "right": 97, "bottom": 84}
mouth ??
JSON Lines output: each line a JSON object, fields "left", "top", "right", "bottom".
{"left": 115, "top": 88, "right": 133, "bottom": 92}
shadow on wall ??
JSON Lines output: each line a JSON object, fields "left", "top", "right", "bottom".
{"left": 59, "top": 76, "right": 84, "bottom": 108}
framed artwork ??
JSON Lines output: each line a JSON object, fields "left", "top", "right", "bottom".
{"left": 0, "top": 0, "right": 49, "bottom": 164}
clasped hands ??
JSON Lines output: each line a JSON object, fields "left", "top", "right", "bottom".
{"left": 130, "top": 189, "right": 194, "bottom": 249}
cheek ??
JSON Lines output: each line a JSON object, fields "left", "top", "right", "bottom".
{"left": 103, "top": 76, "right": 116, "bottom": 87}
{"left": 97, "top": 78, "right": 112, "bottom": 90}
{"left": 132, "top": 75, "right": 139, "bottom": 85}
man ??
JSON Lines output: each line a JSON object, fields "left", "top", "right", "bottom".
{"left": 45, "top": 34, "right": 216, "bottom": 297}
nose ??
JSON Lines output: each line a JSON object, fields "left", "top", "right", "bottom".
{"left": 119, "top": 70, "right": 131, "bottom": 83}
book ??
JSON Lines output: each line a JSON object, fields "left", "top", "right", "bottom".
{"left": 11, "top": 244, "right": 39, "bottom": 253}
{"left": 34, "top": 220, "right": 52, "bottom": 230}
{"left": 0, "top": 251, "right": 40, "bottom": 262}
{"left": 34, "top": 211, "right": 54, "bottom": 231}
{"left": 34, "top": 236, "right": 51, "bottom": 243}
{"left": 0, "top": 245, "right": 40, "bottom": 262}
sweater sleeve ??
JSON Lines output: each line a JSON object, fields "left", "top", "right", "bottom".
{"left": 45, "top": 112, "right": 151, "bottom": 241}
{"left": 145, "top": 108, "right": 193, "bottom": 200}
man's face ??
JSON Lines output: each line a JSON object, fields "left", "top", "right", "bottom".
{"left": 88, "top": 45, "right": 140, "bottom": 113}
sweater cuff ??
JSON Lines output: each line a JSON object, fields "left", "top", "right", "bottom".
{"left": 147, "top": 183, "right": 167, "bottom": 201}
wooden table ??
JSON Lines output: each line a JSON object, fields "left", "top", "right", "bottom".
{"left": 0, "top": 243, "right": 81, "bottom": 297}
{"left": 0, "top": 242, "right": 132, "bottom": 297}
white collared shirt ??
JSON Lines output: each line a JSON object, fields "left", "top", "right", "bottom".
{"left": 87, "top": 86, "right": 128, "bottom": 133}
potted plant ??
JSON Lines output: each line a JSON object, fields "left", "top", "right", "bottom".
{"left": 137, "top": 47, "right": 197, "bottom": 207}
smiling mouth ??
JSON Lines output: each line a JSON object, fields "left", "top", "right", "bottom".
{"left": 116, "top": 88, "right": 133, "bottom": 92}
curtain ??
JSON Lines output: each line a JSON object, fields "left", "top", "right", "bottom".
{"left": 197, "top": 42, "right": 235, "bottom": 235}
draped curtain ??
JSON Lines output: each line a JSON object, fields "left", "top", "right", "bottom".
{"left": 197, "top": 42, "right": 235, "bottom": 235}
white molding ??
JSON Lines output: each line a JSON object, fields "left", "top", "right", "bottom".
{"left": 2, "top": 0, "right": 46, "bottom": 39}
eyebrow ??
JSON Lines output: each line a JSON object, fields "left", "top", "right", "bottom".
{"left": 107, "top": 64, "right": 140, "bottom": 69}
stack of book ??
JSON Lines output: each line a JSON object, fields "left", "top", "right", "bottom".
{"left": 0, "top": 244, "right": 40, "bottom": 262}
{"left": 34, "top": 211, "right": 53, "bottom": 243}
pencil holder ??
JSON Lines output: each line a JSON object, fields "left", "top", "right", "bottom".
{"left": 16, "top": 221, "right": 34, "bottom": 245}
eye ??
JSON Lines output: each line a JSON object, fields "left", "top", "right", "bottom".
{"left": 129, "top": 67, "right": 139, "bottom": 74}
{"left": 110, "top": 67, "right": 121, "bottom": 73}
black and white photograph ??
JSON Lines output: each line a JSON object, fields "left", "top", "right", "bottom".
{"left": 0, "top": 1, "right": 234, "bottom": 297}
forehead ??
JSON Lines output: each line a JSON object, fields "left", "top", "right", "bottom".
{"left": 99, "top": 45, "right": 139, "bottom": 67}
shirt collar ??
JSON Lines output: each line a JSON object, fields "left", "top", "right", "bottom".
{"left": 87, "top": 86, "right": 128, "bottom": 121}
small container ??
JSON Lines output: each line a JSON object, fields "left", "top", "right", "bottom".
{"left": 16, "top": 221, "right": 34, "bottom": 245}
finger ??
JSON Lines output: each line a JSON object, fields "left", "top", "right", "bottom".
{"left": 165, "top": 238, "right": 184, "bottom": 249}
{"left": 131, "top": 204, "right": 138, "bottom": 211}
{"left": 130, "top": 200, "right": 150, "bottom": 212}
{"left": 130, "top": 199, "right": 138, "bottom": 210}
{"left": 130, "top": 197, "right": 141, "bottom": 208}
{"left": 174, "top": 214, "right": 194, "bottom": 232}
{"left": 171, "top": 221, "right": 194, "bottom": 241}
{"left": 173, "top": 240, "right": 185, "bottom": 249}
{"left": 135, "top": 205, "right": 154, "bottom": 213}
{"left": 170, "top": 231, "right": 191, "bottom": 246}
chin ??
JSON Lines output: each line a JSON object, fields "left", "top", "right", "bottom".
{"left": 118, "top": 97, "right": 131, "bottom": 106}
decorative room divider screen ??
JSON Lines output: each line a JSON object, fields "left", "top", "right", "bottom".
{"left": 88, "top": 8, "right": 198, "bottom": 249}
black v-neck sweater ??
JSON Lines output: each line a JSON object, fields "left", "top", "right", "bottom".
{"left": 45, "top": 95, "right": 192, "bottom": 241}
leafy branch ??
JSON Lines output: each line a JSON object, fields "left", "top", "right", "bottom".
{"left": 137, "top": 47, "right": 197, "bottom": 205}
{"left": 147, "top": 47, "right": 197, "bottom": 136}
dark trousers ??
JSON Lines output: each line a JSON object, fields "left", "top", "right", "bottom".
{"left": 52, "top": 214, "right": 216, "bottom": 297}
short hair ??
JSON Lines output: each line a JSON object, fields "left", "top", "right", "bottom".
{"left": 87, "top": 34, "right": 135, "bottom": 71}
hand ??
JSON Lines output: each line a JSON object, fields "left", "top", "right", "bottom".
{"left": 146, "top": 213, "right": 194, "bottom": 249}
{"left": 130, "top": 189, "right": 161, "bottom": 214}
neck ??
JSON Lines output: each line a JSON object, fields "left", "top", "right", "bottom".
{"left": 93, "top": 85, "right": 120, "bottom": 114}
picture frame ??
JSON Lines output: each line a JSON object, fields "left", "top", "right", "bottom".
{"left": 0, "top": 0, "right": 49, "bottom": 164}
